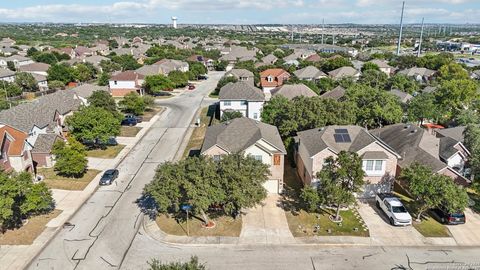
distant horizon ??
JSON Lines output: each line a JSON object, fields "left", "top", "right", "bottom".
{"left": 0, "top": 0, "right": 479, "bottom": 25}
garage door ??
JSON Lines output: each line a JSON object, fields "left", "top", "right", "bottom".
{"left": 263, "top": 180, "right": 279, "bottom": 194}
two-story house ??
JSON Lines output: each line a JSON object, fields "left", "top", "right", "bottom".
{"left": 0, "top": 69, "right": 15, "bottom": 83}
{"left": 295, "top": 125, "right": 401, "bottom": 198}
{"left": 369, "top": 59, "right": 394, "bottom": 76}
{"left": 201, "top": 117, "right": 287, "bottom": 194}
{"left": 109, "top": 71, "right": 145, "bottom": 97}
{"left": 153, "top": 59, "right": 189, "bottom": 75}
{"left": 0, "top": 124, "right": 34, "bottom": 172}
{"left": 294, "top": 66, "right": 327, "bottom": 81}
{"left": 225, "top": 69, "right": 255, "bottom": 86}
{"left": 219, "top": 81, "right": 265, "bottom": 121}
{"left": 260, "top": 68, "right": 291, "bottom": 95}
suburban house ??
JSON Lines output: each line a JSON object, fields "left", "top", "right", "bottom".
{"left": 435, "top": 126, "right": 465, "bottom": 143}
{"left": 225, "top": 69, "right": 255, "bottom": 86}
{"left": 328, "top": 66, "right": 361, "bottom": 80}
{"left": 135, "top": 65, "right": 162, "bottom": 77}
{"left": 0, "top": 69, "right": 15, "bottom": 83}
{"left": 294, "top": 66, "right": 327, "bottom": 81}
{"left": 0, "top": 124, "right": 34, "bottom": 172}
{"left": 271, "top": 84, "right": 318, "bottom": 100}
{"left": 31, "top": 133, "right": 62, "bottom": 169}
{"left": 219, "top": 46, "right": 257, "bottom": 65}
{"left": 70, "top": 83, "right": 109, "bottom": 104}
{"left": 153, "top": 59, "right": 189, "bottom": 75}
{"left": 261, "top": 54, "right": 278, "bottom": 65}
{"left": 305, "top": 54, "right": 322, "bottom": 63}
{"left": 260, "top": 68, "right": 291, "bottom": 94}
{"left": 31, "top": 74, "right": 49, "bottom": 90}
{"left": 82, "top": 55, "right": 109, "bottom": 71}
{"left": 389, "top": 89, "right": 413, "bottom": 104}
{"left": 1, "top": 55, "right": 34, "bottom": 69}
{"left": 284, "top": 49, "right": 316, "bottom": 62}
{"left": 187, "top": 55, "right": 214, "bottom": 70}
{"left": 319, "top": 86, "right": 346, "bottom": 101}
{"left": 295, "top": 125, "right": 401, "bottom": 197}
{"left": 398, "top": 67, "right": 436, "bottom": 83}
{"left": 219, "top": 82, "right": 265, "bottom": 121}
{"left": 17, "top": 62, "right": 50, "bottom": 76}
{"left": 109, "top": 71, "right": 145, "bottom": 97}
{"left": 74, "top": 46, "right": 95, "bottom": 58}
{"left": 201, "top": 117, "right": 287, "bottom": 194}
{"left": 371, "top": 124, "right": 471, "bottom": 186}
{"left": 369, "top": 59, "right": 394, "bottom": 76}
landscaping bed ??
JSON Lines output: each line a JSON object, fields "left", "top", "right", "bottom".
{"left": 183, "top": 105, "right": 219, "bottom": 158}
{"left": 87, "top": 144, "right": 125, "bottom": 159}
{"left": 39, "top": 168, "right": 101, "bottom": 190}
{"left": 142, "top": 106, "right": 164, "bottom": 121}
{"left": 156, "top": 214, "right": 242, "bottom": 237}
{"left": 120, "top": 126, "right": 142, "bottom": 137}
{"left": 285, "top": 208, "right": 369, "bottom": 237}
{"left": 0, "top": 210, "right": 61, "bottom": 245}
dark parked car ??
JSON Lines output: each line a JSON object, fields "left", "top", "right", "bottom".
{"left": 125, "top": 114, "right": 142, "bottom": 123}
{"left": 99, "top": 169, "right": 119, "bottom": 186}
{"left": 151, "top": 91, "right": 172, "bottom": 97}
{"left": 82, "top": 137, "right": 118, "bottom": 149}
{"left": 121, "top": 117, "right": 137, "bottom": 126}
{"left": 431, "top": 208, "right": 466, "bottom": 225}
{"left": 197, "top": 74, "right": 208, "bottom": 80}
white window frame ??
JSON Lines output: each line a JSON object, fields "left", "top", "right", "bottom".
{"left": 253, "top": 113, "right": 258, "bottom": 119}
{"left": 267, "top": 76, "right": 273, "bottom": 82}
{"left": 253, "top": 155, "right": 262, "bottom": 162}
{"left": 362, "top": 159, "right": 385, "bottom": 176}
{"left": 223, "top": 100, "right": 231, "bottom": 106}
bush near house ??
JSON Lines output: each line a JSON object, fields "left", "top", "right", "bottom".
{"left": 52, "top": 138, "right": 88, "bottom": 178}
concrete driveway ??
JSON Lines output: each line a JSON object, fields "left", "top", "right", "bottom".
{"left": 239, "top": 195, "right": 295, "bottom": 245}
{"left": 357, "top": 200, "right": 427, "bottom": 246}
{"left": 447, "top": 208, "right": 480, "bottom": 245}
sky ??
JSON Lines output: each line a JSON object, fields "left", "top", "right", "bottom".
{"left": 0, "top": 0, "right": 479, "bottom": 25}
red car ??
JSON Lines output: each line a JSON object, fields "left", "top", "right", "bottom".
{"left": 188, "top": 84, "right": 195, "bottom": 90}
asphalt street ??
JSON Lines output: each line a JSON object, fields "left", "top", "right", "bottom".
{"left": 28, "top": 71, "right": 224, "bottom": 270}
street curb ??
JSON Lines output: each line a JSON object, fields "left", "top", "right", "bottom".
{"left": 23, "top": 108, "right": 166, "bottom": 270}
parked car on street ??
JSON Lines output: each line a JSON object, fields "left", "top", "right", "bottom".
{"left": 99, "top": 169, "right": 119, "bottom": 186}
{"left": 125, "top": 114, "right": 142, "bottom": 123}
{"left": 431, "top": 208, "right": 466, "bottom": 225}
{"left": 376, "top": 193, "right": 412, "bottom": 226}
{"left": 121, "top": 117, "right": 137, "bottom": 126}
{"left": 198, "top": 74, "right": 208, "bottom": 80}
{"left": 82, "top": 137, "right": 118, "bottom": 149}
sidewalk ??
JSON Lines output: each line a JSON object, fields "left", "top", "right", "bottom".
{"left": 0, "top": 109, "right": 165, "bottom": 270}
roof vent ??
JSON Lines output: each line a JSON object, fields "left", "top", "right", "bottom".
{"left": 404, "top": 125, "right": 410, "bottom": 129}
{"left": 410, "top": 129, "right": 417, "bottom": 134}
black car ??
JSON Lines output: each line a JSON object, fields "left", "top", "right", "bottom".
{"left": 99, "top": 169, "right": 119, "bottom": 186}
{"left": 121, "top": 117, "right": 137, "bottom": 126}
{"left": 431, "top": 208, "right": 466, "bottom": 225}
{"left": 197, "top": 74, "right": 208, "bottom": 80}
{"left": 125, "top": 114, "right": 142, "bottom": 123}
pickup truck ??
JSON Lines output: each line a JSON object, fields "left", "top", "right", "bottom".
{"left": 375, "top": 193, "right": 412, "bottom": 226}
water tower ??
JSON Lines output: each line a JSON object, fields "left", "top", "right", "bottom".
{"left": 171, "top": 17, "right": 178, "bottom": 29}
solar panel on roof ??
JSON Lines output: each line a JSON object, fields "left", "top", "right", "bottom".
{"left": 342, "top": 134, "right": 351, "bottom": 142}
{"left": 334, "top": 128, "right": 348, "bottom": 134}
{"left": 334, "top": 134, "right": 344, "bottom": 143}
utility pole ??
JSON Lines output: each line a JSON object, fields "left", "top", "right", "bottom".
{"left": 396, "top": 1, "right": 405, "bottom": 55}
{"left": 417, "top": 17, "right": 425, "bottom": 57}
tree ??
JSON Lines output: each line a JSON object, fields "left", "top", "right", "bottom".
{"left": 48, "top": 80, "right": 65, "bottom": 89}
{"left": 316, "top": 151, "right": 365, "bottom": 221}
{"left": 118, "top": 92, "right": 147, "bottom": 115}
{"left": 300, "top": 186, "right": 321, "bottom": 212}
{"left": 2, "top": 82, "right": 22, "bottom": 97}
{"left": 212, "top": 76, "right": 237, "bottom": 96}
{"left": 6, "top": 61, "right": 15, "bottom": 71}
{"left": 188, "top": 62, "right": 207, "bottom": 80}
{"left": 361, "top": 62, "right": 380, "bottom": 72}
{"left": 32, "top": 52, "right": 58, "bottom": 65}
{"left": 438, "top": 62, "right": 469, "bottom": 81}
{"left": 97, "top": 72, "right": 110, "bottom": 86}
{"left": 387, "top": 74, "right": 420, "bottom": 94}
{"left": 108, "top": 39, "right": 119, "bottom": 49}
{"left": 464, "top": 125, "right": 480, "bottom": 186}
{"left": 99, "top": 60, "right": 121, "bottom": 73}
{"left": 66, "top": 106, "right": 121, "bottom": 144}
{"left": 47, "top": 64, "right": 75, "bottom": 84}
{"left": 456, "top": 109, "right": 480, "bottom": 126}
{"left": 168, "top": 70, "right": 189, "bottom": 88}
{"left": 389, "top": 55, "right": 417, "bottom": 69}
{"left": 111, "top": 54, "right": 141, "bottom": 71}
{"left": 221, "top": 111, "right": 243, "bottom": 122}
{"left": 214, "top": 60, "right": 228, "bottom": 71}
{"left": 88, "top": 90, "right": 118, "bottom": 114}
{"left": 73, "top": 63, "right": 95, "bottom": 82}
{"left": 321, "top": 57, "right": 353, "bottom": 72}
{"left": 148, "top": 256, "right": 206, "bottom": 270}
{"left": 435, "top": 79, "right": 479, "bottom": 119}
{"left": 52, "top": 138, "right": 88, "bottom": 178}
{"left": 316, "top": 77, "right": 336, "bottom": 92}
{"left": 144, "top": 75, "right": 175, "bottom": 94}
{"left": 0, "top": 171, "right": 53, "bottom": 232}
{"left": 260, "top": 95, "right": 291, "bottom": 128}
{"left": 401, "top": 163, "right": 468, "bottom": 221}
{"left": 407, "top": 93, "right": 438, "bottom": 124}
{"left": 359, "top": 69, "right": 388, "bottom": 89}
{"left": 15, "top": 72, "right": 39, "bottom": 92}
{"left": 417, "top": 52, "right": 453, "bottom": 70}
{"left": 26, "top": 47, "right": 38, "bottom": 57}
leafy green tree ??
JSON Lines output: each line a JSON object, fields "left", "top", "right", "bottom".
{"left": 361, "top": 62, "right": 380, "bottom": 72}
{"left": 47, "top": 64, "right": 75, "bottom": 84}
{"left": 387, "top": 74, "right": 420, "bottom": 94}
{"left": 148, "top": 256, "right": 206, "bottom": 270}
{"left": 111, "top": 54, "right": 141, "bottom": 71}
{"left": 48, "top": 80, "right": 65, "bottom": 89}
{"left": 188, "top": 62, "right": 208, "bottom": 80}
{"left": 438, "top": 62, "right": 469, "bottom": 81}
{"left": 3, "top": 82, "right": 22, "bottom": 97}
{"left": 99, "top": 60, "right": 121, "bottom": 73}
{"left": 407, "top": 93, "right": 438, "bottom": 124}
{"left": 214, "top": 60, "right": 228, "bottom": 71}
{"left": 119, "top": 92, "right": 147, "bottom": 115}
{"left": 52, "top": 138, "right": 88, "bottom": 178}
{"left": 212, "top": 76, "right": 238, "bottom": 96}
{"left": 15, "top": 72, "right": 38, "bottom": 92}
{"left": 260, "top": 95, "right": 291, "bottom": 128}
{"left": 464, "top": 125, "right": 480, "bottom": 186}
{"left": 346, "top": 84, "right": 403, "bottom": 128}
{"left": 389, "top": 55, "right": 417, "bottom": 69}
{"left": 417, "top": 52, "right": 453, "bottom": 70}
{"left": 144, "top": 75, "right": 175, "bottom": 94}
{"left": 73, "top": 63, "right": 96, "bottom": 82}
{"left": 168, "top": 70, "right": 189, "bottom": 88}
{"left": 26, "top": 47, "right": 38, "bottom": 57}
{"left": 97, "top": 72, "right": 110, "bottom": 86}
{"left": 435, "top": 79, "right": 479, "bottom": 119}
{"left": 66, "top": 106, "right": 121, "bottom": 143}
{"left": 401, "top": 163, "right": 468, "bottom": 221}
{"left": 316, "top": 77, "right": 336, "bottom": 92}
{"left": 456, "top": 109, "right": 480, "bottom": 126}
{"left": 32, "top": 52, "right": 58, "bottom": 65}
{"left": 316, "top": 151, "right": 365, "bottom": 221}
{"left": 300, "top": 186, "right": 321, "bottom": 212}
{"left": 108, "top": 39, "right": 119, "bottom": 49}
{"left": 6, "top": 61, "right": 15, "bottom": 71}
{"left": 321, "top": 57, "right": 353, "bottom": 72}
{"left": 221, "top": 111, "right": 243, "bottom": 122}
{"left": 359, "top": 69, "right": 388, "bottom": 89}
{"left": 88, "top": 90, "right": 118, "bottom": 114}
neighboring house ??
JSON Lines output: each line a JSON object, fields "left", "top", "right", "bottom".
{"left": 271, "top": 84, "right": 317, "bottom": 100}
{"left": 70, "top": 83, "right": 109, "bottom": 104}
{"left": 261, "top": 54, "right": 278, "bottom": 65}
{"left": 294, "top": 66, "right": 327, "bottom": 81}
{"left": 371, "top": 124, "right": 471, "bottom": 186}
{"left": 260, "top": 68, "right": 291, "bottom": 94}
{"left": 135, "top": 65, "right": 162, "bottom": 77}
{"left": 0, "top": 69, "right": 15, "bottom": 83}
{"left": 1, "top": 55, "right": 34, "bottom": 69}
{"left": 82, "top": 55, "right": 109, "bottom": 71}
{"left": 218, "top": 46, "right": 257, "bottom": 64}
{"left": 153, "top": 59, "right": 189, "bottom": 75}
{"left": 389, "top": 89, "right": 413, "bottom": 104}
{"left": 370, "top": 59, "right": 394, "bottom": 76}
{"left": 31, "top": 73, "right": 49, "bottom": 90}
{"left": 328, "top": 66, "right": 361, "bottom": 80}
{"left": 187, "top": 55, "right": 214, "bottom": 70}
{"left": 398, "top": 67, "right": 436, "bottom": 83}
{"left": 225, "top": 69, "right": 255, "bottom": 86}
{"left": 201, "top": 117, "right": 287, "bottom": 194}
{"left": 0, "top": 47, "right": 18, "bottom": 56}
{"left": 435, "top": 126, "right": 465, "bottom": 143}
{"left": 17, "top": 62, "right": 50, "bottom": 76}
{"left": 351, "top": 60, "right": 365, "bottom": 71}
{"left": 74, "top": 46, "right": 94, "bottom": 58}
{"left": 319, "top": 86, "right": 346, "bottom": 101}
{"left": 90, "top": 43, "right": 110, "bottom": 56}
{"left": 109, "top": 71, "right": 145, "bottom": 97}
{"left": 219, "top": 82, "right": 265, "bottom": 121}
{"left": 295, "top": 125, "right": 401, "bottom": 197}
{"left": 305, "top": 53, "right": 322, "bottom": 63}
{"left": 31, "top": 133, "right": 62, "bottom": 169}
{"left": 0, "top": 124, "right": 34, "bottom": 172}
{"left": 284, "top": 49, "right": 316, "bottom": 61}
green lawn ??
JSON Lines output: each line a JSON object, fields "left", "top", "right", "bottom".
{"left": 285, "top": 208, "right": 369, "bottom": 237}
{"left": 87, "top": 144, "right": 125, "bottom": 159}
{"left": 156, "top": 214, "right": 242, "bottom": 237}
{"left": 469, "top": 191, "right": 480, "bottom": 214}
{"left": 120, "top": 126, "right": 142, "bottom": 137}
{"left": 183, "top": 104, "right": 219, "bottom": 158}
{"left": 39, "top": 168, "right": 101, "bottom": 190}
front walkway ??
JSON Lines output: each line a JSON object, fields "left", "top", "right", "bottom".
{"left": 239, "top": 195, "right": 295, "bottom": 245}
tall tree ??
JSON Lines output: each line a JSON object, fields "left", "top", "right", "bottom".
{"left": 47, "top": 64, "right": 75, "bottom": 84}
{"left": 15, "top": 72, "right": 38, "bottom": 92}
{"left": 88, "top": 90, "right": 118, "bottom": 114}
{"left": 144, "top": 75, "right": 175, "bottom": 94}
{"left": 438, "top": 62, "right": 469, "bottom": 81}
{"left": 359, "top": 69, "right": 388, "bottom": 89}
{"left": 52, "top": 138, "right": 88, "bottom": 178}
{"left": 66, "top": 106, "right": 121, "bottom": 144}
{"left": 407, "top": 93, "right": 438, "bottom": 124}
{"left": 118, "top": 92, "right": 147, "bottom": 115}
{"left": 387, "top": 74, "right": 420, "bottom": 93}
{"left": 435, "top": 79, "right": 479, "bottom": 119}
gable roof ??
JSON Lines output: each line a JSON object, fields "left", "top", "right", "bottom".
{"left": 135, "top": 65, "right": 162, "bottom": 76}
{"left": 294, "top": 66, "right": 326, "bottom": 79}
{"left": 305, "top": 54, "right": 322, "bottom": 62}
{"left": 319, "top": 86, "right": 346, "bottom": 100}
{"left": 0, "top": 69, "right": 15, "bottom": 78}
{"left": 262, "top": 54, "right": 278, "bottom": 64}
{"left": 328, "top": 66, "right": 360, "bottom": 79}
{"left": 260, "top": 68, "right": 289, "bottom": 78}
{"left": 271, "top": 84, "right": 317, "bottom": 100}
{"left": 110, "top": 70, "right": 144, "bottom": 81}
{"left": 398, "top": 67, "right": 436, "bottom": 77}
{"left": 70, "top": 83, "right": 109, "bottom": 99}
{"left": 0, "top": 125, "right": 28, "bottom": 156}
{"left": 390, "top": 89, "right": 413, "bottom": 103}
{"left": 201, "top": 117, "right": 286, "bottom": 154}
{"left": 32, "top": 133, "right": 62, "bottom": 153}
{"left": 436, "top": 126, "right": 465, "bottom": 143}
{"left": 219, "top": 81, "right": 264, "bottom": 101}
{"left": 370, "top": 59, "right": 392, "bottom": 69}
{"left": 226, "top": 69, "right": 254, "bottom": 78}
{"left": 17, "top": 62, "right": 50, "bottom": 73}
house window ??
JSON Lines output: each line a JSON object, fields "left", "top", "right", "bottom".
{"left": 253, "top": 155, "right": 262, "bottom": 162}
{"left": 253, "top": 113, "right": 258, "bottom": 119}
{"left": 213, "top": 155, "right": 221, "bottom": 162}
{"left": 114, "top": 81, "right": 118, "bottom": 85}
{"left": 240, "top": 77, "right": 247, "bottom": 81}
{"left": 224, "top": 101, "right": 231, "bottom": 106}
{"left": 267, "top": 76, "right": 273, "bottom": 82}
{"left": 273, "top": 154, "right": 281, "bottom": 166}
{"left": 363, "top": 160, "right": 384, "bottom": 175}
{"left": 240, "top": 100, "right": 247, "bottom": 105}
